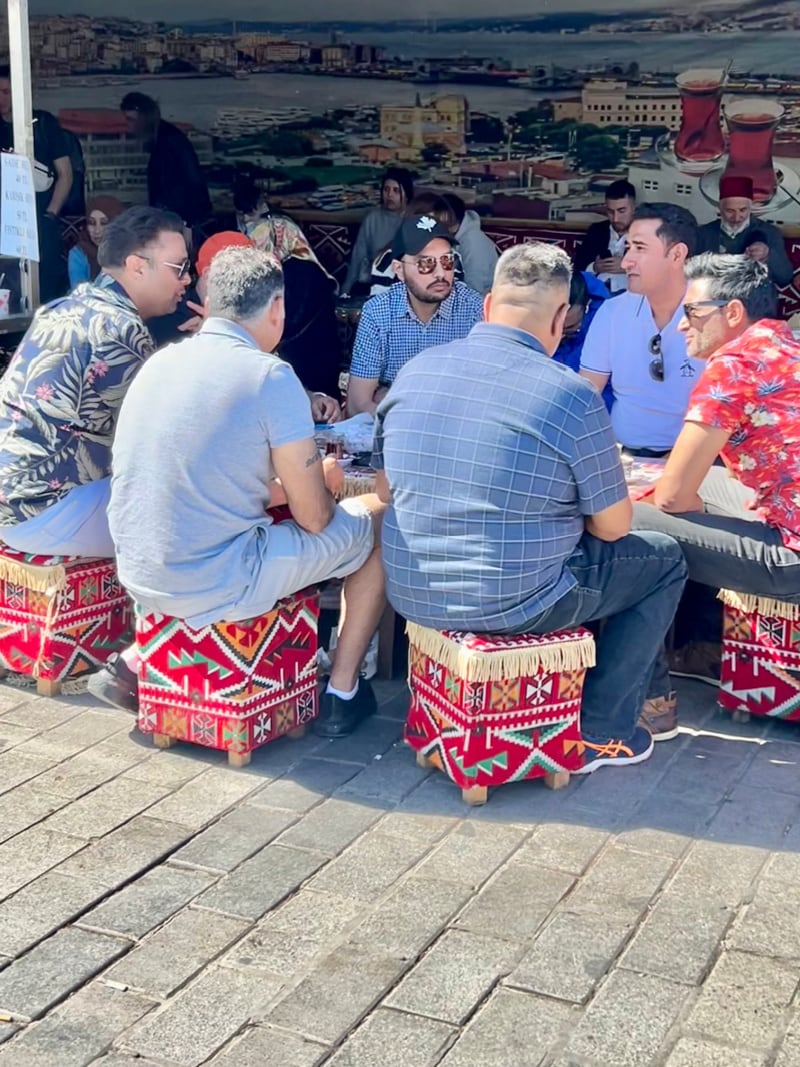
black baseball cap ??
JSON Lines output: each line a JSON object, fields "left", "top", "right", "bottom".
{"left": 391, "top": 215, "right": 457, "bottom": 259}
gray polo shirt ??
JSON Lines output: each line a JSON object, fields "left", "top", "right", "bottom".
{"left": 373, "top": 322, "right": 627, "bottom": 632}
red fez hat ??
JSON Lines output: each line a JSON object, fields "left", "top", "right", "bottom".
{"left": 195, "top": 231, "right": 254, "bottom": 278}
{"left": 719, "top": 175, "right": 753, "bottom": 201}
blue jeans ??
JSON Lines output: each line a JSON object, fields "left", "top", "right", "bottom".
{"left": 508, "top": 531, "right": 688, "bottom": 743}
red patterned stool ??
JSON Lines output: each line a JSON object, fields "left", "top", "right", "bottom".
{"left": 135, "top": 590, "right": 320, "bottom": 768}
{"left": 0, "top": 545, "right": 133, "bottom": 696}
{"left": 718, "top": 589, "right": 800, "bottom": 723}
{"left": 405, "top": 623, "right": 594, "bottom": 805}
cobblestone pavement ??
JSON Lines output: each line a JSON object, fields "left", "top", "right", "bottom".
{"left": 0, "top": 673, "right": 799, "bottom": 1067}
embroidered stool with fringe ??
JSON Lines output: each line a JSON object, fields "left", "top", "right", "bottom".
{"left": 718, "top": 590, "right": 800, "bottom": 723}
{"left": 135, "top": 589, "right": 320, "bottom": 767}
{"left": 0, "top": 545, "right": 133, "bottom": 696}
{"left": 405, "top": 623, "right": 594, "bottom": 806}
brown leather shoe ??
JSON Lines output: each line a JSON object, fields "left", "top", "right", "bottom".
{"left": 668, "top": 641, "right": 721, "bottom": 687}
{"left": 638, "top": 691, "right": 679, "bottom": 741}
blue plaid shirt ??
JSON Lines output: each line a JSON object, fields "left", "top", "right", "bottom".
{"left": 350, "top": 279, "right": 484, "bottom": 385}
{"left": 373, "top": 323, "right": 627, "bottom": 632}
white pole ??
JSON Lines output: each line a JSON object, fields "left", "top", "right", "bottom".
{"left": 7, "top": 0, "right": 39, "bottom": 310}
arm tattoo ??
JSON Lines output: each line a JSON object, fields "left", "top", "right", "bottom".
{"left": 305, "top": 452, "right": 322, "bottom": 469}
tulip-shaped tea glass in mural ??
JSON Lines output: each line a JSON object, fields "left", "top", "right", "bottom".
{"left": 674, "top": 69, "right": 726, "bottom": 164}
{"left": 722, "top": 98, "right": 784, "bottom": 203}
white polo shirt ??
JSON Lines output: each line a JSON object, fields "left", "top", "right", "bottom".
{"left": 580, "top": 291, "right": 705, "bottom": 451}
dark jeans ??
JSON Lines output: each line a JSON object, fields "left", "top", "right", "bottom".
{"left": 507, "top": 530, "right": 688, "bottom": 743}
{"left": 632, "top": 467, "right": 800, "bottom": 603}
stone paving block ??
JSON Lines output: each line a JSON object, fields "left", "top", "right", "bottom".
{"left": 662, "top": 1038, "right": 768, "bottom": 1067}
{"left": 120, "top": 965, "right": 283, "bottom": 1066}
{"left": 256, "top": 888, "right": 363, "bottom": 943}
{"left": 0, "top": 927, "right": 128, "bottom": 1020}
{"left": 326, "top": 1008, "right": 457, "bottom": 1066}
{"left": 621, "top": 887, "right": 736, "bottom": 984}
{"left": 306, "top": 832, "right": 432, "bottom": 902}
{"left": 0, "top": 980, "right": 154, "bottom": 1066}
{"left": 565, "top": 970, "right": 690, "bottom": 1066}
{"left": 25, "top": 748, "right": 142, "bottom": 802}
{"left": 439, "top": 987, "right": 574, "bottom": 1067}
{"left": 413, "top": 823, "right": 528, "bottom": 889}
{"left": 225, "top": 927, "right": 324, "bottom": 977}
{"left": 86, "top": 1057, "right": 161, "bottom": 1067}
{"left": 78, "top": 865, "right": 217, "bottom": 939}
{"left": 375, "top": 809, "right": 458, "bottom": 846}
{"left": 196, "top": 843, "right": 328, "bottom": 920}
{"left": 658, "top": 744, "right": 754, "bottom": 805}
{"left": 348, "top": 877, "right": 473, "bottom": 957}
{"left": 56, "top": 816, "right": 192, "bottom": 888}
{"left": 248, "top": 758, "right": 364, "bottom": 813}
{"left": 677, "top": 840, "right": 767, "bottom": 904}
{"left": 686, "top": 949, "right": 799, "bottom": 1050}
{"left": 172, "top": 805, "right": 298, "bottom": 872}
{"left": 507, "top": 906, "right": 639, "bottom": 1004}
{"left": 0, "top": 827, "right": 88, "bottom": 903}
{"left": 565, "top": 844, "right": 675, "bottom": 915}
{"left": 211, "top": 1025, "right": 327, "bottom": 1067}
{"left": 146, "top": 767, "right": 261, "bottom": 829}
{"left": 739, "top": 741, "right": 800, "bottom": 796}
{"left": 0, "top": 721, "right": 40, "bottom": 751}
{"left": 17, "top": 711, "right": 126, "bottom": 760}
{"left": 620, "top": 794, "right": 719, "bottom": 850}
{"left": 386, "top": 929, "right": 523, "bottom": 1025}
{"left": 0, "top": 870, "right": 108, "bottom": 957}
{"left": 0, "top": 783, "right": 69, "bottom": 844}
{"left": 0, "top": 751, "right": 55, "bottom": 797}
{"left": 275, "top": 797, "right": 381, "bottom": 855}
{"left": 706, "top": 784, "right": 800, "bottom": 848}
{"left": 265, "top": 943, "right": 410, "bottom": 1045}
{"left": 105, "top": 908, "right": 248, "bottom": 999}
{"left": 122, "top": 752, "right": 208, "bottom": 788}
{"left": 309, "top": 717, "right": 402, "bottom": 765}
{"left": 42, "top": 777, "right": 171, "bottom": 840}
{"left": 513, "top": 822, "right": 610, "bottom": 876}
{"left": 336, "top": 743, "right": 428, "bottom": 804}
{"left": 725, "top": 876, "right": 800, "bottom": 960}
{"left": 396, "top": 771, "right": 481, "bottom": 819}
{"left": 775, "top": 1018, "right": 800, "bottom": 1067}
{"left": 0, "top": 695, "right": 80, "bottom": 729}
{"left": 454, "top": 863, "right": 574, "bottom": 942}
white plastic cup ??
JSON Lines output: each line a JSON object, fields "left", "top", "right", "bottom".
{"left": 0, "top": 289, "right": 11, "bottom": 318}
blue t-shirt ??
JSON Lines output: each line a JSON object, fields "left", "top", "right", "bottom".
{"left": 109, "top": 318, "right": 314, "bottom": 627}
{"left": 373, "top": 322, "right": 628, "bottom": 632}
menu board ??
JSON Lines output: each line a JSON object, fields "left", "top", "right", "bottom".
{"left": 0, "top": 152, "right": 39, "bottom": 262}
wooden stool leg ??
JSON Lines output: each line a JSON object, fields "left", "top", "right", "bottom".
{"left": 287, "top": 725, "right": 306, "bottom": 740}
{"left": 416, "top": 751, "right": 434, "bottom": 770}
{"left": 228, "top": 749, "right": 252, "bottom": 769}
{"left": 153, "top": 733, "right": 175, "bottom": 750}
{"left": 732, "top": 709, "right": 751, "bottom": 724}
{"left": 544, "top": 771, "right": 570, "bottom": 791}
{"left": 462, "top": 785, "right": 488, "bottom": 806}
{"left": 36, "top": 677, "right": 61, "bottom": 697}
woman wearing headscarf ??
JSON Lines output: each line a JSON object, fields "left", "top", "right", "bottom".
{"left": 67, "top": 195, "right": 125, "bottom": 288}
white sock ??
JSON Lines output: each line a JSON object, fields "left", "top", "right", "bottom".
{"left": 326, "top": 681, "right": 359, "bottom": 701}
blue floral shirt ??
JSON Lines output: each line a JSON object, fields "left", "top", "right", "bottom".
{"left": 0, "top": 274, "right": 154, "bottom": 525}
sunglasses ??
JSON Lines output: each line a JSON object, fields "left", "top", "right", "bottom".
{"left": 648, "top": 333, "right": 664, "bottom": 382}
{"left": 408, "top": 253, "right": 455, "bottom": 275}
{"left": 136, "top": 253, "right": 191, "bottom": 279}
{"left": 682, "top": 299, "right": 729, "bottom": 321}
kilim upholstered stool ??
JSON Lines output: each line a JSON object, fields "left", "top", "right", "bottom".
{"left": 0, "top": 545, "right": 133, "bottom": 696}
{"left": 405, "top": 623, "right": 595, "bottom": 805}
{"left": 718, "top": 589, "right": 800, "bottom": 724}
{"left": 135, "top": 589, "right": 320, "bottom": 767}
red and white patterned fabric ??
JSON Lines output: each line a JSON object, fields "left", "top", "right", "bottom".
{"left": 0, "top": 545, "right": 133, "bottom": 684}
{"left": 719, "top": 596, "right": 800, "bottom": 721}
{"left": 135, "top": 590, "right": 319, "bottom": 756}
{"left": 405, "top": 627, "right": 591, "bottom": 790}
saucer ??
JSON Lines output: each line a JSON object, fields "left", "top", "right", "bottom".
{"left": 655, "top": 133, "right": 723, "bottom": 177}
{"left": 699, "top": 159, "right": 800, "bottom": 214}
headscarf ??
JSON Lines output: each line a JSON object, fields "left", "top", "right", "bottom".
{"left": 78, "top": 196, "right": 125, "bottom": 279}
{"left": 246, "top": 215, "right": 335, "bottom": 283}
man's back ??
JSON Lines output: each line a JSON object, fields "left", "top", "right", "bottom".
{"left": 374, "top": 322, "right": 625, "bottom": 632}
{"left": 109, "top": 318, "right": 313, "bottom": 625}
{"left": 149, "top": 120, "right": 211, "bottom": 225}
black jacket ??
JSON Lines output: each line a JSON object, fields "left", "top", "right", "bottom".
{"left": 147, "top": 120, "right": 212, "bottom": 226}
{"left": 574, "top": 221, "right": 616, "bottom": 272}
{"left": 696, "top": 219, "right": 795, "bottom": 289}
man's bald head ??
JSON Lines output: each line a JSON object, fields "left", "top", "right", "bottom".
{"left": 486, "top": 243, "right": 572, "bottom": 355}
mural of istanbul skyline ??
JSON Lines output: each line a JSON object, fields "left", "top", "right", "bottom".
{"left": 16, "top": 1, "right": 800, "bottom": 230}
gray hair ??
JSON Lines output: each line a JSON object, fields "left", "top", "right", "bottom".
{"left": 205, "top": 246, "right": 284, "bottom": 321}
{"left": 684, "top": 253, "right": 777, "bottom": 322}
{"left": 493, "top": 242, "right": 572, "bottom": 301}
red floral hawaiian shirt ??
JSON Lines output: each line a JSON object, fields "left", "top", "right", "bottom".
{"left": 686, "top": 318, "right": 800, "bottom": 550}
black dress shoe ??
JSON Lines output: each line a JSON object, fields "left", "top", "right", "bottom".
{"left": 87, "top": 653, "right": 139, "bottom": 714}
{"left": 312, "top": 677, "right": 377, "bottom": 738}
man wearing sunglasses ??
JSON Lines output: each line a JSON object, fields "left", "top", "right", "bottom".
{"left": 580, "top": 203, "right": 704, "bottom": 457}
{"left": 632, "top": 253, "right": 800, "bottom": 698}
{"left": 0, "top": 206, "right": 189, "bottom": 557}
{"left": 347, "top": 215, "right": 484, "bottom": 416}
